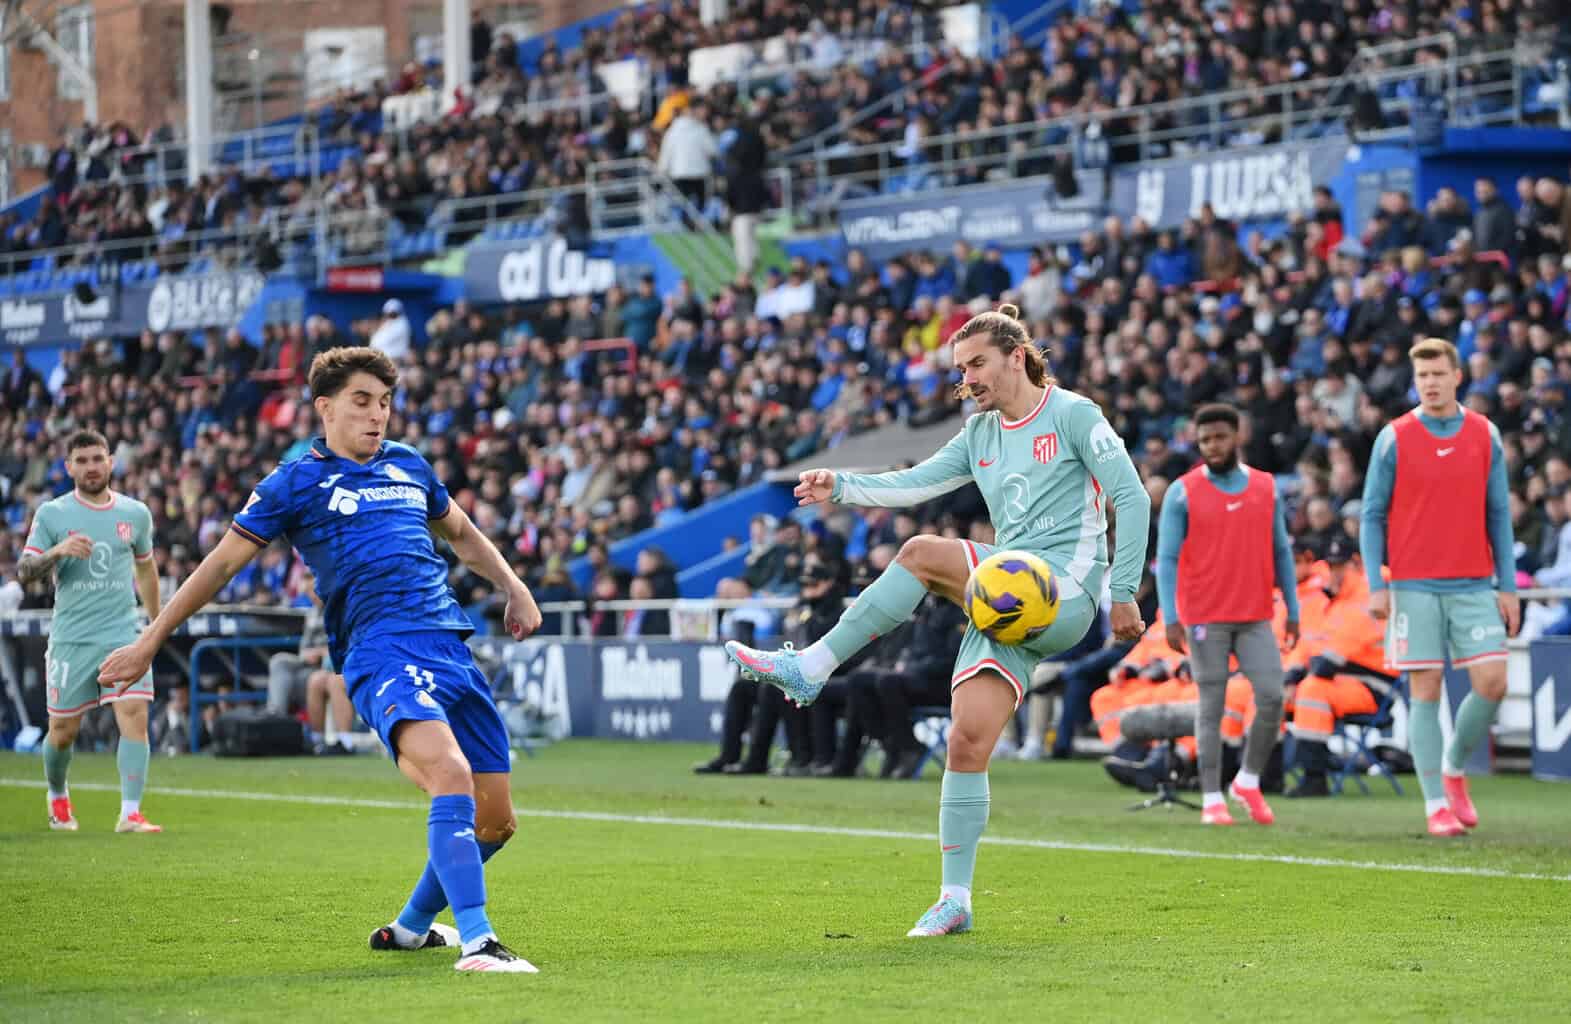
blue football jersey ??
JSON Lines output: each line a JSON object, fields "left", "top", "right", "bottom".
{"left": 232, "top": 438, "right": 473, "bottom": 670}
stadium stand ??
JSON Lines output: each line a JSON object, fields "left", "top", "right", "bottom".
{"left": 6, "top": 0, "right": 1565, "bottom": 282}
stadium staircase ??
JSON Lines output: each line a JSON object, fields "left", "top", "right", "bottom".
{"left": 653, "top": 232, "right": 791, "bottom": 298}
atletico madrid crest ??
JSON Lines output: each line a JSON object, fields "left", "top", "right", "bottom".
{"left": 1033, "top": 433, "right": 1058, "bottom": 464}
{"left": 116, "top": 521, "right": 133, "bottom": 543}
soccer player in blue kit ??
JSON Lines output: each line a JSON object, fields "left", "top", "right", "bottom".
{"left": 99, "top": 347, "right": 545, "bottom": 974}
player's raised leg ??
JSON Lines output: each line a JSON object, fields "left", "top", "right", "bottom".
{"left": 908, "top": 669, "right": 1016, "bottom": 937}
{"left": 726, "top": 534, "right": 968, "bottom": 704}
{"left": 43, "top": 712, "right": 82, "bottom": 831}
{"left": 111, "top": 697, "right": 161, "bottom": 833}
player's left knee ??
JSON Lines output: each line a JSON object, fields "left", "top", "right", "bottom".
{"left": 946, "top": 724, "right": 993, "bottom": 771}
{"left": 477, "top": 815, "right": 517, "bottom": 847}
{"left": 115, "top": 704, "right": 150, "bottom": 741}
{"left": 1473, "top": 669, "right": 1508, "bottom": 701}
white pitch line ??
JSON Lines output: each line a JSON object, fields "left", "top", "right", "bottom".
{"left": 4, "top": 777, "right": 1568, "bottom": 884}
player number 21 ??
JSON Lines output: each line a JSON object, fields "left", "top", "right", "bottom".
{"left": 403, "top": 664, "right": 435, "bottom": 691}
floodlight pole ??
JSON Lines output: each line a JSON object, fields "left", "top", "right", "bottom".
{"left": 442, "top": 0, "right": 471, "bottom": 113}
{"left": 185, "top": 0, "right": 213, "bottom": 181}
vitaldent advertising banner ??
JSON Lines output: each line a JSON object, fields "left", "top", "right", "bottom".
{"left": 465, "top": 235, "right": 618, "bottom": 305}
{"left": 838, "top": 177, "right": 1105, "bottom": 260}
{"left": 1109, "top": 137, "right": 1348, "bottom": 229}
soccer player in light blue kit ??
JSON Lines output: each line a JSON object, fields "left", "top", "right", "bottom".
{"left": 20, "top": 429, "right": 164, "bottom": 833}
{"left": 100, "top": 347, "right": 545, "bottom": 973}
{"left": 726, "top": 305, "right": 1151, "bottom": 937}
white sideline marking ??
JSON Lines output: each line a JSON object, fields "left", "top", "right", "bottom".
{"left": 4, "top": 777, "right": 1568, "bottom": 883}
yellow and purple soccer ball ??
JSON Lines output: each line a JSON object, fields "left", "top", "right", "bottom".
{"left": 963, "top": 550, "right": 1061, "bottom": 645}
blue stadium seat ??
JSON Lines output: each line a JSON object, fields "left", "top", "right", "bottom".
{"left": 1328, "top": 677, "right": 1406, "bottom": 797}
{"left": 908, "top": 706, "right": 952, "bottom": 780}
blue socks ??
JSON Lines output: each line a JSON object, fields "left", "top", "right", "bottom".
{"left": 417, "top": 794, "right": 493, "bottom": 945}
{"left": 939, "top": 770, "right": 990, "bottom": 908}
{"left": 395, "top": 838, "right": 504, "bottom": 939}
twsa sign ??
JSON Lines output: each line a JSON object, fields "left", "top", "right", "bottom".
{"left": 1110, "top": 138, "right": 1347, "bottom": 230}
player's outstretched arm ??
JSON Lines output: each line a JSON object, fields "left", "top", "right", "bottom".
{"left": 98, "top": 530, "right": 259, "bottom": 685}
{"left": 433, "top": 502, "right": 542, "bottom": 640}
{"left": 827, "top": 431, "right": 973, "bottom": 509}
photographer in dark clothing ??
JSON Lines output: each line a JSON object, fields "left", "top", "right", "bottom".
{"left": 696, "top": 548, "right": 846, "bottom": 776}
{"left": 822, "top": 593, "right": 967, "bottom": 778}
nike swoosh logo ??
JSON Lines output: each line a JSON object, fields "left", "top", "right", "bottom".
{"left": 1437, "top": 447, "right": 1455, "bottom": 457}
{"left": 941, "top": 844, "right": 961, "bottom": 852}
{"left": 453, "top": 828, "right": 475, "bottom": 839}
{"left": 375, "top": 678, "right": 396, "bottom": 698}
{"left": 735, "top": 650, "right": 775, "bottom": 673}
{"left": 1226, "top": 501, "right": 1244, "bottom": 511}
{"left": 977, "top": 458, "right": 995, "bottom": 468}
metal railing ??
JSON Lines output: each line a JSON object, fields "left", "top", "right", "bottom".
{"left": 777, "top": 34, "right": 1544, "bottom": 202}
{"left": 0, "top": 218, "right": 284, "bottom": 278}
{"left": 2, "top": 33, "right": 1559, "bottom": 283}
{"left": 13, "top": 122, "right": 323, "bottom": 197}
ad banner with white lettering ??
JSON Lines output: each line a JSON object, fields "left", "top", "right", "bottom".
{"left": 465, "top": 236, "right": 618, "bottom": 305}
{"left": 1527, "top": 640, "right": 1571, "bottom": 781}
{"left": 838, "top": 176, "right": 1105, "bottom": 261}
{"left": 0, "top": 291, "right": 120, "bottom": 346}
{"left": 1, "top": 269, "right": 267, "bottom": 346}
{"left": 472, "top": 638, "right": 736, "bottom": 744}
{"left": 1108, "top": 137, "right": 1348, "bottom": 230}
{"left": 126, "top": 270, "right": 267, "bottom": 335}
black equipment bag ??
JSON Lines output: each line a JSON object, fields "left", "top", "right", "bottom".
{"left": 211, "top": 708, "right": 305, "bottom": 757}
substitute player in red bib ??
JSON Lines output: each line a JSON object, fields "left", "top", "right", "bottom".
{"left": 1155, "top": 404, "right": 1298, "bottom": 826}
{"left": 1360, "top": 338, "right": 1519, "bottom": 836}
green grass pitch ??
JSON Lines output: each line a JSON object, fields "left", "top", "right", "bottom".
{"left": 3, "top": 743, "right": 1569, "bottom": 1022}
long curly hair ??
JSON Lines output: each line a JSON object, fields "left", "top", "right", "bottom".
{"left": 949, "top": 303, "right": 1055, "bottom": 400}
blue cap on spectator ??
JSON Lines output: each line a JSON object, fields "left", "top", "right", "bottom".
{"left": 1464, "top": 289, "right": 1486, "bottom": 305}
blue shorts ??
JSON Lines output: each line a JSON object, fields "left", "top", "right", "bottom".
{"left": 344, "top": 630, "right": 511, "bottom": 774}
